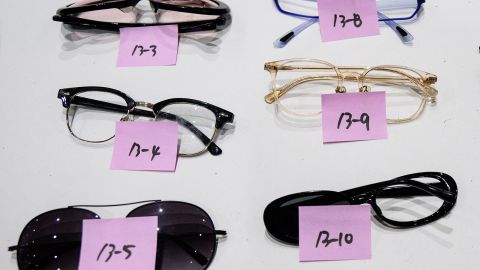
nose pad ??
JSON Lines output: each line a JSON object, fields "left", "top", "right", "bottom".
{"left": 120, "top": 115, "right": 131, "bottom": 121}
{"left": 335, "top": 86, "right": 346, "bottom": 93}
{"left": 359, "top": 85, "right": 370, "bottom": 92}
{"left": 150, "top": 2, "right": 158, "bottom": 12}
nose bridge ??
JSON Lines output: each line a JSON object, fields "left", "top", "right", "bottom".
{"left": 341, "top": 72, "right": 361, "bottom": 82}
{"left": 135, "top": 101, "right": 154, "bottom": 109}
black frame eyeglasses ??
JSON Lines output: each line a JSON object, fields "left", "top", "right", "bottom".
{"left": 264, "top": 172, "right": 458, "bottom": 245}
{"left": 57, "top": 86, "right": 234, "bottom": 157}
{"left": 53, "top": 0, "right": 231, "bottom": 33}
{"left": 8, "top": 200, "right": 226, "bottom": 270}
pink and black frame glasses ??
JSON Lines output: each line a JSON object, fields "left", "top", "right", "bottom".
{"left": 53, "top": 0, "right": 231, "bottom": 33}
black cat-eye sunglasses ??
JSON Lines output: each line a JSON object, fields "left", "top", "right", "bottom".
{"left": 264, "top": 172, "right": 458, "bottom": 245}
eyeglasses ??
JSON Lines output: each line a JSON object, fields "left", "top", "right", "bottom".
{"left": 53, "top": 0, "right": 231, "bottom": 33}
{"left": 263, "top": 172, "right": 457, "bottom": 245}
{"left": 264, "top": 59, "right": 438, "bottom": 124}
{"left": 57, "top": 86, "right": 234, "bottom": 156}
{"left": 273, "top": 0, "right": 425, "bottom": 47}
{"left": 8, "top": 200, "right": 226, "bottom": 270}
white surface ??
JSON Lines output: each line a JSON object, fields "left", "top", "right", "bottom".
{"left": 1, "top": 0, "right": 480, "bottom": 269}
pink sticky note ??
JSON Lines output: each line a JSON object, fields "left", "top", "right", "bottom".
{"left": 79, "top": 216, "right": 158, "bottom": 270}
{"left": 117, "top": 25, "right": 178, "bottom": 67}
{"left": 321, "top": 91, "right": 387, "bottom": 143}
{"left": 317, "top": 0, "right": 379, "bottom": 42}
{"left": 111, "top": 121, "right": 178, "bottom": 171}
{"left": 299, "top": 205, "right": 371, "bottom": 261}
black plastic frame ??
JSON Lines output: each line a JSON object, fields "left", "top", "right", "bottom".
{"left": 52, "top": 0, "right": 231, "bottom": 33}
{"left": 263, "top": 172, "right": 458, "bottom": 245}
{"left": 8, "top": 200, "right": 226, "bottom": 270}
{"left": 57, "top": 86, "right": 234, "bottom": 156}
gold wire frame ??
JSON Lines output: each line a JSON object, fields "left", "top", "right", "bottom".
{"left": 264, "top": 58, "right": 438, "bottom": 124}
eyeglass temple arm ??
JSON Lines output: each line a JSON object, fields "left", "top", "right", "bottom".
{"left": 342, "top": 180, "right": 457, "bottom": 203}
{"left": 8, "top": 230, "right": 224, "bottom": 266}
{"left": 274, "top": 18, "right": 318, "bottom": 48}
{"left": 377, "top": 11, "right": 414, "bottom": 43}
{"left": 70, "top": 96, "right": 222, "bottom": 155}
{"left": 272, "top": 12, "right": 412, "bottom": 48}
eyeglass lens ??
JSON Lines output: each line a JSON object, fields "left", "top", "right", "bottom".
{"left": 375, "top": 184, "right": 445, "bottom": 223}
{"left": 67, "top": 91, "right": 128, "bottom": 142}
{"left": 158, "top": 103, "right": 217, "bottom": 155}
{"left": 127, "top": 202, "right": 217, "bottom": 270}
{"left": 16, "top": 208, "right": 99, "bottom": 270}
{"left": 270, "top": 60, "right": 338, "bottom": 117}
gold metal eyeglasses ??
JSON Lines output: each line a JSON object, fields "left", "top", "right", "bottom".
{"left": 264, "top": 59, "right": 438, "bottom": 124}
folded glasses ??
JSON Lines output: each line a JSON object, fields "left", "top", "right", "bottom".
{"left": 264, "top": 172, "right": 457, "bottom": 245}
{"left": 8, "top": 200, "right": 225, "bottom": 270}
{"left": 57, "top": 86, "right": 234, "bottom": 156}
{"left": 264, "top": 58, "right": 438, "bottom": 124}
{"left": 53, "top": 0, "right": 231, "bottom": 33}
{"left": 273, "top": 0, "right": 425, "bottom": 48}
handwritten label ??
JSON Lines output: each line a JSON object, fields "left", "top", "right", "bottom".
{"left": 79, "top": 217, "right": 158, "bottom": 270}
{"left": 110, "top": 121, "right": 178, "bottom": 171}
{"left": 321, "top": 92, "right": 387, "bottom": 143}
{"left": 317, "top": 0, "right": 379, "bottom": 41}
{"left": 117, "top": 25, "right": 178, "bottom": 67}
{"left": 299, "top": 205, "right": 371, "bottom": 261}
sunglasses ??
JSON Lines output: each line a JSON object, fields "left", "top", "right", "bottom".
{"left": 264, "top": 172, "right": 457, "bottom": 245}
{"left": 57, "top": 86, "right": 234, "bottom": 157}
{"left": 53, "top": 0, "right": 231, "bottom": 33}
{"left": 8, "top": 200, "right": 226, "bottom": 270}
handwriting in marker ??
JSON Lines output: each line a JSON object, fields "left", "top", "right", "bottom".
{"left": 333, "top": 13, "right": 362, "bottom": 28}
{"left": 131, "top": 45, "right": 157, "bottom": 57}
{"left": 337, "top": 112, "right": 370, "bottom": 131}
{"left": 129, "top": 142, "right": 161, "bottom": 161}
{"left": 315, "top": 231, "right": 353, "bottom": 248}
{"left": 316, "top": 0, "right": 379, "bottom": 42}
{"left": 97, "top": 243, "right": 136, "bottom": 262}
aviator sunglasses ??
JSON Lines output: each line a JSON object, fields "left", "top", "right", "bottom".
{"left": 264, "top": 172, "right": 457, "bottom": 245}
{"left": 53, "top": 0, "right": 231, "bottom": 33}
{"left": 8, "top": 200, "right": 226, "bottom": 270}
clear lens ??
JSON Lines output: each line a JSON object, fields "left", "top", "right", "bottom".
{"left": 67, "top": 91, "right": 128, "bottom": 142}
{"left": 159, "top": 103, "right": 216, "bottom": 155}
{"left": 376, "top": 185, "right": 444, "bottom": 222}
{"left": 154, "top": 0, "right": 220, "bottom": 23}
{"left": 70, "top": 0, "right": 137, "bottom": 23}
{"left": 277, "top": 0, "right": 318, "bottom": 17}
{"left": 376, "top": 0, "right": 419, "bottom": 20}
{"left": 272, "top": 60, "right": 339, "bottom": 117}
{"left": 152, "top": 0, "right": 219, "bottom": 8}
{"left": 362, "top": 68, "right": 423, "bottom": 121}
{"left": 70, "top": 0, "right": 106, "bottom": 7}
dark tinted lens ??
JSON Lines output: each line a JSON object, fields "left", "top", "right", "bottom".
{"left": 127, "top": 202, "right": 216, "bottom": 270}
{"left": 17, "top": 208, "right": 99, "bottom": 270}
{"left": 263, "top": 191, "right": 350, "bottom": 245}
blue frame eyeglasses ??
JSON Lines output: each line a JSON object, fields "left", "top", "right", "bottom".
{"left": 272, "top": 0, "right": 426, "bottom": 48}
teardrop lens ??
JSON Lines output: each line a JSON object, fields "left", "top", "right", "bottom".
{"left": 16, "top": 208, "right": 99, "bottom": 270}
{"left": 127, "top": 202, "right": 217, "bottom": 270}
{"left": 263, "top": 191, "right": 350, "bottom": 245}
{"left": 376, "top": 185, "right": 444, "bottom": 222}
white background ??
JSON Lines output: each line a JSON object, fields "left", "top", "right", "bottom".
{"left": 1, "top": 0, "right": 480, "bottom": 269}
